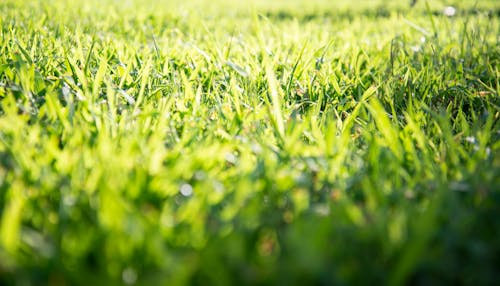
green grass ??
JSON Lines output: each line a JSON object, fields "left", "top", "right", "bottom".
{"left": 0, "top": 0, "right": 499, "bottom": 284}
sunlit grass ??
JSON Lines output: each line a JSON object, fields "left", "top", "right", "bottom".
{"left": 0, "top": 0, "right": 499, "bottom": 284}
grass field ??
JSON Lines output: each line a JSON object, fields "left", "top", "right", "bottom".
{"left": 0, "top": 0, "right": 499, "bottom": 284}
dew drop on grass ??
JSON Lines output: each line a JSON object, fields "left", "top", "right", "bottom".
{"left": 63, "top": 195, "right": 76, "bottom": 207}
{"left": 180, "top": 183, "right": 193, "bottom": 197}
{"left": 122, "top": 267, "right": 137, "bottom": 285}
{"left": 443, "top": 6, "right": 456, "bottom": 17}
{"left": 213, "top": 180, "right": 225, "bottom": 193}
{"left": 411, "top": 45, "right": 421, "bottom": 52}
{"left": 465, "top": 136, "right": 476, "bottom": 144}
{"left": 225, "top": 152, "right": 237, "bottom": 164}
{"left": 194, "top": 170, "right": 206, "bottom": 180}
{"left": 251, "top": 143, "right": 262, "bottom": 154}
{"left": 62, "top": 84, "right": 70, "bottom": 98}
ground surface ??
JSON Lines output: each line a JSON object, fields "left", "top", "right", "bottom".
{"left": 0, "top": 0, "right": 499, "bottom": 285}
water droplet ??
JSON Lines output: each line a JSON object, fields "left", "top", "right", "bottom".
{"left": 213, "top": 180, "right": 225, "bottom": 193}
{"left": 443, "top": 6, "right": 456, "bottom": 17}
{"left": 225, "top": 152, "right": 237, "bottom": 164}
{"left": 194, "top": 170, "right": 206, "bottom": 180}
{"left": 180, "top": 183, "right": 193, "bottom": 197}
{"left": 465, "top": 136, "right": 476, "bottom": 144}
{"left": 122, "top": 267, "right": 137, "bottom": 285}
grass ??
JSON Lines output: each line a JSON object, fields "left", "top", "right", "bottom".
{"left": 0, "top": 0, "right": 499, "bottom": 284}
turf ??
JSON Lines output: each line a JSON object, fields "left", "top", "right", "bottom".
{"left": 0, "top": 0, "right": 499, "bottom": 285}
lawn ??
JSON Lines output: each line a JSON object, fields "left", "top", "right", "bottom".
{"left": 0, "top": 0, "right": 499, "bottom": 284}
